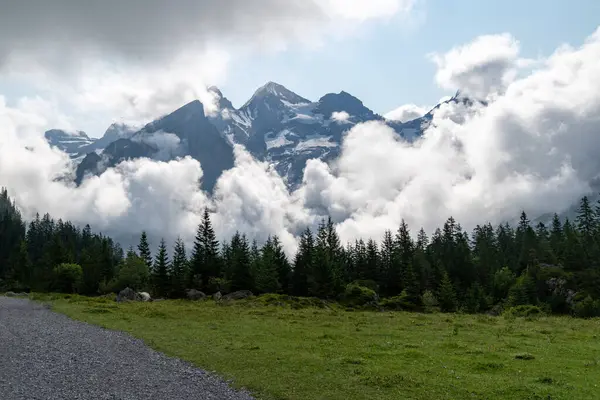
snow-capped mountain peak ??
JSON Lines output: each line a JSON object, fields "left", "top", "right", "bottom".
{"left": 242, "top": 81, "right": 310, "bottom": 109}
{"left": 47, "top": 81, "right": 478, "bottom": 193}
{"left": 44, "top": 129, "right": 94, "bottom": 157}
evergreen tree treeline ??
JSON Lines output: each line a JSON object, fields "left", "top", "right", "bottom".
{"left": 2, "top": 187, "right": 600, "bottom": 317}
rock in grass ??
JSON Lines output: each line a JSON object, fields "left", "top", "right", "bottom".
{"left": 186, "top": 289, "right": 207, "bottom": 301}
{"left": 116, "top": 287, "right": 141, "bottom": 302}
{"left": 222, "top": 290, "right": 254, "bottom": 301}
{"left": 213, "top": 291, "right": 222, "bottom": 302}
{"left": 138, "top": 292, "right": 152, "bottom": 302}
{"left": 514, "top": 353, "right": 535, "bottom": 360}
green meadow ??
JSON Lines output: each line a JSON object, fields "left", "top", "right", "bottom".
{"left": 34, "top": 294, "right": 600, "bottom": 400}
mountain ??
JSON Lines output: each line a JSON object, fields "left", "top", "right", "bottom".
{"left": 208, "top": 82, "right": 426, "bottom": 187}
{"left": 75, "top": 100, "right": 234, "bottom": 191}
{"left": 44, "top": 129, "right": 95, "bottom": 158}
{"left": 84, "top": 123, "right": 137, "bottom": 154}
{"left": 51, "top": 81, "right": 474, "bottom": 192}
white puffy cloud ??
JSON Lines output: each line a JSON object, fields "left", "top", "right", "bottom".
{"left": 331, "top": 111, "right": 351, "bottom": 124}
{"left": 384, "top": 104, "right": 429, "bottom": 122}
{"left": 2, "top": 26, "right": 600, "bottom": 261}
{"left": 300, "top": 27, "right": 600, "bottom": 243}
{"left": 429, "top": 33, "right": 533, "bottom": 100}
{"left": 322, "top": 0, "right": 414, "bottom": 21}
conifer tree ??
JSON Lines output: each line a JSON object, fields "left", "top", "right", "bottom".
{"left": 292, "top": 227, "right": 313, "bottom": 296}
{"left": 550, "top": 213, "right": 564, "bottom": 263}
{"left": 190, "top": 208, "right": 221, "bottom": 290}
{"left": 152, "top": 238, "right": 170, "bottom": 297}
{"left": 137, "top": 231, "right": 153, "bottom": 271}
{"left": 379, "top": 230, "right": 395, "bottom": 294}
{"left": 229, "top": 232, "right": 253, "bottom": 292}
{"left": 311, "top": 219, "right": 336, "bottom": 297}
{"left": 254, "top": 238, "right": 280, "bottom": 294}
{"left": 171, "top": 237, "right": 188, "bottom": 297}
{"left": 438, "top": 271, "right": 457, "bottom": 312}
{"left": 272, "top": 235, "right": 291, "bottom": 293}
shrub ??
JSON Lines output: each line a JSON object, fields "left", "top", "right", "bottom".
{"left": 352, "top": 280, "right": 379, "bottom": 293}
{"left": 105, "top": 255, "right": 149, "bottom": 292}
{"left": 573, "top": 295, "right": 600, "bottom": 318}
{"left": 343, "top": 283, "right": 378, "bottom": 307}
{"left": 503, "top": 305, "right": 544, "bottom": 319}
{"left": 421, "top": 290, "right": 440, "bottom": 313}
{"left": 381, "top": 291, "right": 418, "bottom": 311}
{"left": 52, "top": 263, "right": 83, "bottom": 293}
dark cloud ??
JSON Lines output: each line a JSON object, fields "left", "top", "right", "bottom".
{"left": 0, "top": 0, "right": 324, "bottom": 67}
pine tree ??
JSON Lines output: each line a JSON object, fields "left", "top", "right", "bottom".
{"left": 392, "top": 220, "right": 414, "bottom": 295}
{"left": 229, "top": 232, "right": 253, "bottom": 292}
{"left": 365, "top": 239, "right": 380, "bottom": 286}
{"left": 516, "top": 211, "right": 537, "bottom": 273}
{"left": 576, "top": 196, "right": 598, "bottom": 264}
{"left": 550, "top": 213, "right": 564, "bottom": 263}
{"left": 353, "top": 239, "right": 368, "bottom": 282}
{"left": 311, "top": 219, "right": 336, "bottom": 298}
{"left": 190, "top": 208, "right": 221, "bottom": 290}
{"left": 379, "top": 230, "right": 395, "bottom": 294}
{"left": 292, "top": 227, "right": 313, "bottom": 296}
{"left": 152, "top": 238, "right": 170, "bottom": 297}
{"left": 137, "top": 231, "right": 153, "bottom": 271}
{"left": 171, "top": 237, "right": 188, "bottom": 297}
{"left": 438, "top": 271, "right": 457, "bottom": 312}
{"left": 254, "top": 238, "right": 280, "bottom": 294}
{"left": 272, "top": 236, "right": 291, "bottom": 293}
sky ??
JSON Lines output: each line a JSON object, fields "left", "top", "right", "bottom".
{"left": 1, "top": 0, "right": 599, "bottom": 137}
{"left": 1, "top": 0, "right": 600, "bottom": 256}
{"left": 223, "top": 0, "right": 600, "bottom": 113}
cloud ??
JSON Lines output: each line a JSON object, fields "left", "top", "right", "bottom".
{"left": 300, "top": 27, "right": 600, "bottom": 243}
{"left": 2, "top": 26, "right": 600, "bottom": 260}
{"left": 384, "top": 104, "right": 429, "bottom": 122}
{"left": 331, "top": 111, "right": 351, "bottom": 124}
{"left": 429, "top": 33, "right": 534, "bottom": 100}
{"left": 322, "top": 0, "right": 415, "bottom": 21}
{"left": 0, "top": 0, "right": 415, "bottom": 133}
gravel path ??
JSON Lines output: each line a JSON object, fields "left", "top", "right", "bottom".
{"left": 0, "top": 296, "right": 255, "bottom": 400}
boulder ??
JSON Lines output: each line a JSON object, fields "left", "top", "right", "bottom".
{"left": 186, "top": 289, "right": 207, "bottom": 301}
{"left": 213, "top": 291, "right": 222, "bottom": 301}
{"left": 138, "top": 292, "right": 152, "bottom": 302}
{"left": 4, "top": 291, "right": 16, "bottom": 297}
{"left": 116, "top": 287, "right": 141, "bottom": 302}
{"left": 222, "top": 290, "right": 254, "bottom": 301}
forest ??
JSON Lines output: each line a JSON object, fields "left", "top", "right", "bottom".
{"left": 1, "top": 186, "right": 600, "bottom": 317}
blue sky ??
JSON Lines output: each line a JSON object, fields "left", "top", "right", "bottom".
{"left": 222, "top": 0, "right": 600, "bottom": 114}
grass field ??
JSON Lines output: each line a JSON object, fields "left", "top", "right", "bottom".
{"left": 33, "top": 294, "right": 600, "bottom": 400}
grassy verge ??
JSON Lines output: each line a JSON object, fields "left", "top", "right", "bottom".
{"left": 31, "top": 293, "right": 600, "bottom": 400}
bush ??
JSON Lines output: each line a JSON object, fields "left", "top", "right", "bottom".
{"left": 503, "top": 305, "right": 544, "bottom": 319}
{"left": 421, "top": 290, "right": 440, "bottom": 313}
{"left": 253, "top": 293, "right": 329, "bottom": 309}
{"left": 381, "top": 291, "right": 418, "bottom": 311}
{"left": 343, "top": 283, "right": 378, "bottom": 307}
{"left": 103, "top": 255, "right": 149, "bottom": 293}
{"left": 573, "top": 295, "right": 600, "bottom": 318}
{"left": 52, "top": 263, "right": 83, "bottom": 293}
{"left": 352, "top": 280, "right": 379, "bottom": 293}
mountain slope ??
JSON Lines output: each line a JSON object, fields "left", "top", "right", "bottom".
{"left": 50, "top": 81, "right": 472, "bottom": 192}
{"left": 209, "top": 83, "right": 426, "bottom": 188}
{"left": 45, "top": 130, "right": 95, "bottom": 158}
{"left": 76, "top": 101, "right": 235, "bottom": 191}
